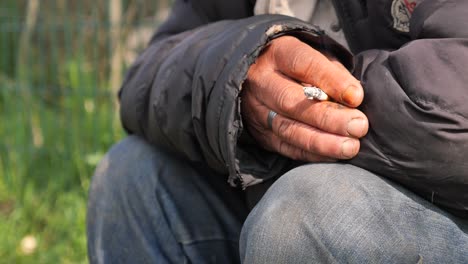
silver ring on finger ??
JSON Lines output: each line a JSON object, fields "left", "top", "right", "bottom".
{"left": 267, "top": 110, "right": 278, "bottom": 130}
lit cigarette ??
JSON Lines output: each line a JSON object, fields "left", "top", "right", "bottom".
{"left": 303, "top": 86, "right": 329, "bottom": 101}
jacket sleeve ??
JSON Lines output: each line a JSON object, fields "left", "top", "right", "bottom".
{"left": 118, "top": 0, "right": 352, "bottom": 187}
{"left": 350, "top": 0, "right": 468, "bottom": 218}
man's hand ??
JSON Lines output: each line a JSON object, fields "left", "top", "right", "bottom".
{"left": 241, "top": 36, "right": 368, "bottom": 161}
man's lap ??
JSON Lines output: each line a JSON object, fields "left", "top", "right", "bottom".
{"left": 87, "top": 136, "right": 468, "bottom": 263}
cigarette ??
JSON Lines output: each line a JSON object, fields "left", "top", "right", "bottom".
{"left": 303, "top": 86, "right": 329, "bottom": 101}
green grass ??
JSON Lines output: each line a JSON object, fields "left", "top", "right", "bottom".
{"left": 0, "top": 1, "right": 168, "bottom": 261}
{"left": 0, "top": 63, "right": 124, "bottom": 263}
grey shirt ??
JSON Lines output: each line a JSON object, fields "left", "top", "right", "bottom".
{"left": 254, "top": 0, "right": 349, "bottom": 49}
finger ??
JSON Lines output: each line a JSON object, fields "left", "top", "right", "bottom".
{"left": 271, "top": 36, "right": 363, "bottom": 107}
{"left": 249, "top": 70, "right": 368, "bottom": 138}
{"left": 243, "top": 91, "right": 361, "bottom": 159}
{"left": 269, "top": 111, "right": 361, "bottom": 159}
{"left": 268, "top": 135, "right": 337, "bottom": 162}
{"left": 247, "top": 119, "right": 337, "bottom": 162}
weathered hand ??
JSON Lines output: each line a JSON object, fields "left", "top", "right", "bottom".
{"left": 241, "top": 36, "right": 368, "bottom": 161}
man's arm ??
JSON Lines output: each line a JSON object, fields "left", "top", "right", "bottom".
{"left": 350, "top": 0, "right": 468, "bottom": 217}
{"left": 118, "top": 0, "right": 365, "bottom": 187}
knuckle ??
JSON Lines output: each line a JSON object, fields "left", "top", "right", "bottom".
{"left": 305, "top": 130, "right": 320, "bottom": 153}
{"left": 318, "top": 104, "right": 333, "bottom": 129}
{"left": 290, "top": 50, "right": 303, "bottom": 73}
{"left": 299, "top": 149, "right": 310, "bottom": 161}
{"left": 276, "top": 117, "right": 290, "bottom": 135}
{"left": 290, "top": 50, "right": 316, "bottom": 77}
{"left": 277, "top": 118, "right": 298, "bottom": 142}
{"left": 278, "top": 140, "right": 290, "bottom": 156}
{"left": 301, "top": 56, "right": 319, "bottom": 79}
{"left": 276, "top": 84, "right": 297, "bottom": 113}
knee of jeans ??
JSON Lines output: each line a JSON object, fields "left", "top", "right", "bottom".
{"left": 256, "top": 163, "right": 366, "bottom": 206}
{"left": 240, "top": 163, "right": 376, "bottom": 261}
{"left": 270, "top": 163, "right": 383, "bottom": 206}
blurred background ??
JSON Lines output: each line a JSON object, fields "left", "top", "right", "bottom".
{"left": 0, "top": 0, "right": 170, "bottom": 262}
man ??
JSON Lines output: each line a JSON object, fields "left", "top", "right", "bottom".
{"left": 87, "top": 0, "right": 468, "bottom": 263}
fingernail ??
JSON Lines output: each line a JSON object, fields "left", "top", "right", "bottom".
{"left": 341, "top": 85, "right": 362, "bottom": 106}
{"left": 341, "top": 140, "right": 357, "bottom": 159}
{"left": 347, "top": 118, "right": 367, "bottom": 137}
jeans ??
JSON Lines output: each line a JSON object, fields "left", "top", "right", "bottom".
{"left": 87, "top": 136, "right": 468, "bottom": 263}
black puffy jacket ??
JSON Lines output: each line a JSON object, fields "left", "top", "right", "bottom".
{"left": 119, "top": 0, "right": 468, "bottom": 218}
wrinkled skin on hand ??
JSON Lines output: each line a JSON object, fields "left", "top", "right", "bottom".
{"left": 242, "top": 36, "right": 369, "bottom": 162}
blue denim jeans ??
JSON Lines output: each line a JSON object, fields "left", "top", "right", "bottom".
{"left": 87, "top": 136, "right": 468, "bottom": 263}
